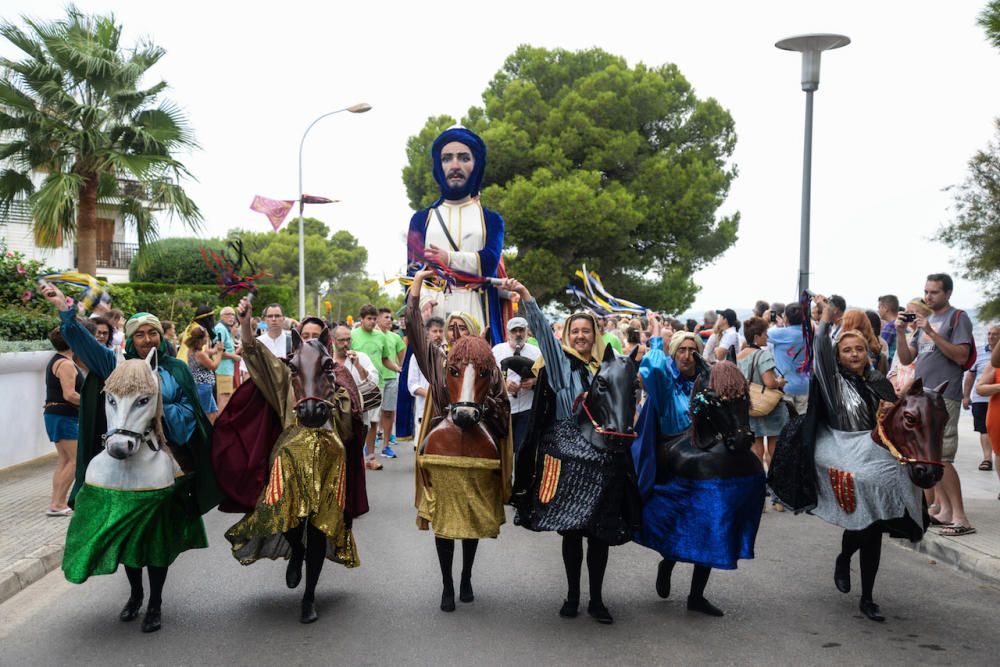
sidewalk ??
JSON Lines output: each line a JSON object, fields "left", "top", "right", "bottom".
{"left": 892, "top": 411, "right": 1000, "bottom": 588}
{"left": 0, "top": 453, "right": 71, "bottom": 603}
{"left": 1, "top": 415, "right": 999, "bottom": 604}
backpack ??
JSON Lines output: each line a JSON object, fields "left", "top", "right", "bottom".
{"left": 949, "top": 309, "right": 976, "bottom": 372}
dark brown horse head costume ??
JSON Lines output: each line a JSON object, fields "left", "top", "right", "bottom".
{"left": 872, "top": 378, "right": 947, "bottom": 488}
{"left": 287, "top": 320, "right": 337, "bottom": 429}
{"left": 690, "top": 360, "right": 753, "bottom": 453}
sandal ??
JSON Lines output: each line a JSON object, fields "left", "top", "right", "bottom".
{"left": 938, "top": 524, "right": 976, "bottom": 537}
{"left": 979, "top": 460, "right": 993, "bottom": 471}
{"left": 365, "top": 458, "right": 383, "bottom": 471}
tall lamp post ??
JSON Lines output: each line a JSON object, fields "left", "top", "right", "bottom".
{"left": 775, "top": 34, "right": 849, "bottom": 296}
{"left": 297, "top": 102, "right": 372, "bottom": 319}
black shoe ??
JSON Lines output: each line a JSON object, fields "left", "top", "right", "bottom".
{"left": 834, "top": 554, "right": 851, "bottom": 594}
{"left": 140, "top": 607, "right": 161, "bottom": 633}
{"left": 655, "top": 560, "right": 673, "bottom": 599}
{"left": 300, "top": 598, "right": 318, "bottom": 624}
{"left": 120, "top": 595, "right": 143, "bottom": 622}
{"left": 440, "top": 586, "right": 456, "bottom": 612}
{"left": 587, "top": 601, "right": 614, "bottom": 625}
{"left": 687, "top": 595, "right": 724, "bottom": 617}
{"left": 286, "top": 556, "right": 303, "bottom": 589}
{"left": 559, "top": 599, "right": 579, "bottom": 618}
{"left": 459, "top": 577, "right": 474, "bottom": 603}
{"left": 859, "top": 599, "right": 885, "bottom": 622}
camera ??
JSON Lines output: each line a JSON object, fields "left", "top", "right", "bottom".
{"left": 901, "top": 312, "right": 917, "bottom": 323}
{"left": 769, "top": 311, "right": 777, "bottom": 323}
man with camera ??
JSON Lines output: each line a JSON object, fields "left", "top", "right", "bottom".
{"left": 895, "top": 273, "right": 975, "bottom": 536}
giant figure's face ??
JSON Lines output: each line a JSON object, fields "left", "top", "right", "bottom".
{"left": 440, "top": 141, "right": 475, "bottom": 192}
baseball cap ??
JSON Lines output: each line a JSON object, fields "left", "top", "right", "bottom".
{"left": 716, "top": 308, "right": 738, "bottom": 325}
{"left": 507, "top": 317, "right": 529, "bottom": 331}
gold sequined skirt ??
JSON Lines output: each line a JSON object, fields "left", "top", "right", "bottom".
{"left": 417, "top": 454, "right": 505, "bottom": 539}
{"left": 225, "top": 426, "right": 359, "bottom": 567}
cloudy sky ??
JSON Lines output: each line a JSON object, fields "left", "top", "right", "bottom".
{"left": 8, "top": 1, "right": 1000, "bottom": 315}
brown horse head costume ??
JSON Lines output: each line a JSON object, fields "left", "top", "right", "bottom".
{"left": 871, "top": 378, "right": 947, "bottom": 489}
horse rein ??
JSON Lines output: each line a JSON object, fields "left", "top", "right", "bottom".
{"left": 101, "top": 425, "right": 160, "bottom": 452}
{"left": 874, "top": 402, "right": 942, "bottom": 467}
{"left": 573, "top": 392, "right": 637, "bottom": 439}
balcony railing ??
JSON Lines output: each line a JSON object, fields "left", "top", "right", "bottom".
{"left": 79, "top": 241, "right": 139, "bottom": 270}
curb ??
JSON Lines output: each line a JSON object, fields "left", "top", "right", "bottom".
{"left": 893, "top": 533, "right": 1000, "bottom": 590}
{"left": 0, "top": 544, "right": 63, "bottom": 604}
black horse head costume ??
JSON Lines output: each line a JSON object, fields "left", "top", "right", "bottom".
{"left": 578, "top": 345, "right": 640, "bottom": 450}
{"left": 690, "top": 359, "right": 754, "bottom": 453}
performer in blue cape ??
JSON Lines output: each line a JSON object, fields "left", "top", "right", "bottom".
{"left": 632, "top": 317, "right": 765, "bottom": 617}
{"left": 406, "top": 127, "right": 507, "bottom": 345}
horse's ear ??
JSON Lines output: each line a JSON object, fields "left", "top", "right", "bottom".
{"left": 290, "top": 328, "right": 302, "bottom": 352}
{"left": 318, "top": 326, "right": 331, "bottom": 349}
{"left": 907, "top": 377, "right": 924, "bottom": 395}
{"left": 602, "top": 342, "right": 616, "bottom": 363}
{"left": 931, "top": 380, "right": 948, "bottom": 396}
{"left": 144, "top": 347, "right": 158, "bottom": 373}
{"left": 628, "top": 345, "right": 640, "bottom": 363}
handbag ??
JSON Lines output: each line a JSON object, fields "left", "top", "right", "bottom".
{"left": 747, "top": 349, "right": 783, "bottom": 417}
{"left": 361, "top": 385, "right": 382, "bottom": 412}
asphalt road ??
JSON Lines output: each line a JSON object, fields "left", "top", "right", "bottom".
{"left": 2, "top": 444, "right": 998, "bottom": 666}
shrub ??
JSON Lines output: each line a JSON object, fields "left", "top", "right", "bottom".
{"left": 129, "top": 238, "right": 228, "bottom": 284}
{"left": 0, "top": 309, "right": 60, "bottom": 341}
{"left": 0, "top": 241, "right": 59, "bottom": 309}
{"left": 0, "top": 339, "right": 53, "bottom": 353}
{"left": 114, "top": 282, "right": 295, "bottom": 328}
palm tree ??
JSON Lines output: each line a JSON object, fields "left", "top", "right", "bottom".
{"left": 0, "top": 5, "right": 201, "bottom": 276}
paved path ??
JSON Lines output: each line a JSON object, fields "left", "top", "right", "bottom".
{"left": 3, "top": 434, "right": 1000, "bottom": 665}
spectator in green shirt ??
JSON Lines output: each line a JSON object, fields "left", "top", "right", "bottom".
{"left": 352, "top": 304, "right": 399, "bottom": 467}
{"left": 376, "top": 307, "right": 406, "bottom": 457}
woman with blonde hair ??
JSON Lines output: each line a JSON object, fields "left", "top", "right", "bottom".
{"left": 842, "top": 309, "right": 888, "bottom": 374}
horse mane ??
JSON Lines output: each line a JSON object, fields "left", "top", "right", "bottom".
{"left": 104, "top": 359, "right": 165, "bottom": 444}
{"left": 448, "top": 335, "right": 496, "bottom": 371}
{"left": 709, "top": 360, "right": 748, "bottom": 400}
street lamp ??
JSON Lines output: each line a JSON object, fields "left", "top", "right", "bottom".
{"left": 775, "top": 34, "right": 849, "bottom": 296}
{"left": 297, "top": 102, "right": 372, "bottom": 319}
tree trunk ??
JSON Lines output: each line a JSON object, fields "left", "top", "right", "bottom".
{"left": 76, "top": 173, "right": 99, "bottom": 276}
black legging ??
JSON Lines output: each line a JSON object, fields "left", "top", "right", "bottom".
{"left": 434, "top": 537, "right": 479, "bottom": 589}
{"left": 562, "top": 532, "right": 609, "bottom": 606}
{"left": 659, "top": 560, "right": 712, "bottom": 599}
{"left": 285, "top": 521, "right": 329, "bottom": 601}
{"left": 124, "top": 565, "right": 168, "bottom": 609}
{"left": 840, "top": 526, "right": 882, "bottom": 601}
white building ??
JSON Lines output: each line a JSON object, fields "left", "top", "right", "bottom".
{"left": 0, "top": 186, "right": 141, "bottom": 283}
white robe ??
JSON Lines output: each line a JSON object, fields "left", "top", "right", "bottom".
{"left": 421, "top": 201, "right": 488, "bottom": 330}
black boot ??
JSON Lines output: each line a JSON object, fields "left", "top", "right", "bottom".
{"left": 440, "top": 584, "right": 456, "bottom": 612}
{"left": 301, "top": 596, "right": 318, "bottom": 624}
{"left": 459, "top": 576, "right": 474, "bottom": 603}
{"left": 834, "top": 554, "right": 851, "bottom": 594}
{"left": 587, "top": 600, "right": 614, "bottom": 625}
{"left": 141, "top": 607, "right": 161, "bottom": 633}
{"left": 655, "top": 560, "right": 675, "bottom": 599}
{"left": 859, "top": 598, "right": 884, "bottom": 622}
{"left": 687, "top": 595, "right": 724, "bottom": 617}
{"left": 286, "top": 555, "right": 303, "bottom": 589}
{"left": 119, "top": 594, "right": 143, "bottom": 622}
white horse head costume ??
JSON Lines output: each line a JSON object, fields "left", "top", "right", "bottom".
{"left": 85, "top": 349, "right": 179, "bottom": 490}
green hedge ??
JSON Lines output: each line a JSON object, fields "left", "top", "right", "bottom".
{"left": 129, "top": 238, "right": 228, "bottom": 284}
{"left": 0, "top": 309, "right": 60, "bottom": 341}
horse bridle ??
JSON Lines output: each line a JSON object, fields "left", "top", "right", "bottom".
{"left": 573, "top": 392, "right": 637, "bottom": 440}
{"left": 101, "top": 425, "right": 161, "bottom": 452}
{"left": 874, "top": 402, "right": 942, "bottom": 467}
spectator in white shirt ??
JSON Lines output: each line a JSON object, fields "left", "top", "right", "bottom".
{"left": 256, "top": 303, "right": 290, "bottom": 359}
{"left": 332, "top": 324, "right": 378, "bottom": 428}
{"left": 408, "top": 317, "right": 445, "bottom": 447}
{"left": 492, "top": 316, "right": 542, "bottom": 454}
{"left": 711, "top": 308, "right": 742, "bottom": 362}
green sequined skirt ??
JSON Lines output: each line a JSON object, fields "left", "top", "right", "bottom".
{"left": 62, "top": 475, "right": 208, "bottom": 584}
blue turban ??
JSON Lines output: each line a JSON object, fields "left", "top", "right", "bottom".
{"left": 431, "top": 127, "right": 487, "bottom": 204}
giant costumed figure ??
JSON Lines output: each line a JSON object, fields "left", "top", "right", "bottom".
{"left": 220, "top": 296, "right": 368, "bottom": 624}
{"left": 41, "top": 283, "right": 221, "bottom": 634}
{"left": 406, "top": 268, "right": 512, "bottom": 612}
{"left": 631, "top": 319, "right": 765, "bottom": 617}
